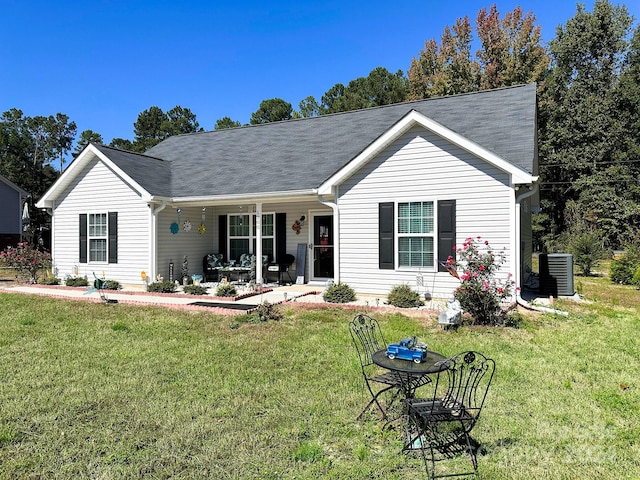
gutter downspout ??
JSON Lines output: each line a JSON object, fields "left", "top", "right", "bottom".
{"left": 514, "top": 184, "right": 568, "bottom": 316}
{"left": 150, "top": 201, "right": 168, "bottom": 282}
{"left": 318, "top": 191, "right": 339, "bottom": 284}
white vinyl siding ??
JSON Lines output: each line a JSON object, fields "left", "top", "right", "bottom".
{"left": 51, "top": 157, "right": 149, "bottom": 286}
{"left": 338, "top": 125, "right": 514, "bottom": 298}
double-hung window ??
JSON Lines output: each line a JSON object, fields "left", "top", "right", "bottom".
{"left": 88, "top": 213, "right": 108, "bottom": 262}
{"left": 397, "top": 201, "right": 435, "bottom": 268}
{"left": 228, "top": 213, "right": 275, "bottom": 261}
{"left": 79, "top": 212, "right": 117, "bottom": 264}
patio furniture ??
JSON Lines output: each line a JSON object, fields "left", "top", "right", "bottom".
{"left": 349, "top": 313, "right": 432, "bottom": 421}
{"left": 404, "top": 351, "right": 495, "bottom": 479}
{"left": 267, "top": 253, "right": 295, "bottom": 284}
{"left": 203, "top": 253, "right": 224, "bottom": 282}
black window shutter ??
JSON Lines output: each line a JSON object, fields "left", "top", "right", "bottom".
{"left": 108, "top": 212, "right": 118, "bottom": 264}
{"left": 379, "top": 202, "right": 394, "bottom": 269}
{"left": 79, "top": 214, "right": 87, "bottom": 263}
{"left": 275, "top": 213, "right": 287, "bottom": 262}
{"left": 438, "top": 200, "right": 456, "bottom": 271}
{"left": 218, "top": 215, "right": 227, "bottom": 262}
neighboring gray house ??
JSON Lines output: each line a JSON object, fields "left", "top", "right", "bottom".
{"left": 37, "top": 84, "right": 538, "bottom": 299}
{"left": 0, "top": 174, "right": 28, "bottom": 250}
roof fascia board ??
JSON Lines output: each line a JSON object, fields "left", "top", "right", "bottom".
{"left": 157, "top": 189, "right": 321, "bottom": 207}
{"left": 318, "top": 110, "right": 533, "bottom": 194}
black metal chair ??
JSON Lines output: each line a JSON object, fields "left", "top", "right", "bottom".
{"left": 404, "top": 351, "right": 495, "bottom": 479}
{"left": 349, "top": 313, "right": 431, "bottom": 421}
{"left": 268, "top": 253, "right": 295, "bottom": 284}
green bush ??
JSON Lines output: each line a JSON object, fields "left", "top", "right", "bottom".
{"left": 386, "top": 284, "right": 424, "bottom": 308}
{"left": 216, "top": 283, "right": 237, "bottom": 297}
{"left": 323, "top": 282, "right": 356, "bottom": 303}
{"left": 66, "top": 276, "right": 88, "bottom": 287}
{"left": 567, "top": 231, "right": 606, "bottom": 276}
{"left": 609, "top": 244, "right": 640, "bottom": 285}
{"left": 101, "top": 280, "right": 121, "bottom": 290}
{"left": 41, "top": 276, "right": 60, "bottom": 285}
{"left": 147, "top": 280, "right": 177, "bottom": 293}
{"left": 632, "top": 268, "right": 640, "bottom": 288}
{"left": 183, "top": 284, "right": 208, "bottom": 295}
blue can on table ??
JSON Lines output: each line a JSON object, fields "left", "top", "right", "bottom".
{"left": 386, "top": 336, "right": 428, "bottom": 363}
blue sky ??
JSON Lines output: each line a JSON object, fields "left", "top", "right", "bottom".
{"left": 2, "top": 0, "right": 639, "bottom": 155}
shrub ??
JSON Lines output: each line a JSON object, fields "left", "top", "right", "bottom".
{"left": 147, "top": 280, "right": 177, "bottom": 293}
{"left": 183, "top": 284, "right": 208, "bottom": 295}
{"left": 386, "top": 284, "right": 424, "bottom": 308}
{"left": 66, "top": 276, "right": 88, "bottom": 287}
{"left": 610, "top": 244, "right": 640, "bottom": 285}
{"left": 101, "top": 280, "right": 121, "bottom": 290}
{"left": 450, "top": 236, "right": 516, "bottom": 326}
{"left": 41, "top": 276, "right": 60, "bottom": 285}
{"left": 567, "top": 231, "right": 606, "bottom": 276}
{"left": 0, "top": 242, "right": 52, "bottom": 283}
{"left": 237, "top": 301, "right": 285, "bottom": 324}
{"left": 216, "top": 283, "right": 237, "bottom": 297}
{"left": 323, "top": 282, "right": 356, "bottom": 303}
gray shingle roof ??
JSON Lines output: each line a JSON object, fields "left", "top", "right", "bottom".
{"left": 132, "top": 84, "right": 536, "bottom": 198}
{"left": 93, "top": 144, "right": 172, "bottom": 197}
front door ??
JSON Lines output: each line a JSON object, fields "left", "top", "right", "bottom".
{"left": 311, "top": 214, "right": 334, "bottom": 279}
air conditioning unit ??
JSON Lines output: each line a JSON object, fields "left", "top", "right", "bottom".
{"left": 539, "top": 253, "right": 575, "bottom": 297}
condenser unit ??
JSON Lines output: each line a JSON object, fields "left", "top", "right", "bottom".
{"left": 539, "top": 253, "right": 575, "bottom": 297}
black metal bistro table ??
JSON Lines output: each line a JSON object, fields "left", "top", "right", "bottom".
{"left": 372, "top": 349, "right": 448, "bottom": 399}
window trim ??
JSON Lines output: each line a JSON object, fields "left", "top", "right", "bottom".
{"left": 227, "top": 212, "right": 275, "bottom": 261}
{"left": 395, "top": 199, "right": 437, "bottom": 271}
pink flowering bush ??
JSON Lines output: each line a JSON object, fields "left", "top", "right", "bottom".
{"left": 445, "top": 236, "right": 517, "bottom": 326}
{"left": 0, "top": 242, "right": 52, "bottom": 283}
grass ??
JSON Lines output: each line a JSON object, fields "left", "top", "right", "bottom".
{"left": 1, "top": 272, "right": 639, "bottom": 479}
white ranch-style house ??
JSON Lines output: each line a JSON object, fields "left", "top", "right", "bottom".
{"left": 36, "top": 84, "right": 539, "bottom": 299}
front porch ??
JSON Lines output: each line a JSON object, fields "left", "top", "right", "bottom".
{"left": 151, "top": 199, "right": 337, "bottom": 289}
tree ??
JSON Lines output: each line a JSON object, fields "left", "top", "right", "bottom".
{"left": 109, "top": 138, "right": 134, "bottom": 150}
{"left": 74, "top": 129, "right": 104, "bottom": 156}
{"left": 476, "top": 4, "right": 548, "bottom": 89}
{"left": 407, "top": 16, "right": 479, "bottom": 99}
{"left": 0, "top": 109, "right": 65, "bottom": 246}
{"left": 214, "top": 116, "right": 241, "bottom": 130}
{"left": 49, "top": 113, "right": 76, "bottom": 173}
{"left": 162, "top": 106, "right": 201, "bottom": 136}
{"left": 320, "top": 67, "right": 408, "bottom": 113}
{"left": 133, "top": 106, "right": 166, "bottom": 152}
{"left": 297, "top": 96, "right": 320, "bottom": 118}
{"left": 250, "top": 98, "right": 293, "bottom": 124}
{"left": 538, "top": 0, "right": 634, "bottom": 249}
{"left": 131, "top": 105, "right": 202, "bottom": 151}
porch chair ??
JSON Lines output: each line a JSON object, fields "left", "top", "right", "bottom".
{"left": 349, "top": 313, "right": 431, "bottom": 421}
{"left": 404, "top": 351, "right": 495, "bottom": 479}
{"left": 203, "top": 253, "right": 224, "bottom": 282}
{"left": 267, "top": 253, "right": 295, "bottom": 284}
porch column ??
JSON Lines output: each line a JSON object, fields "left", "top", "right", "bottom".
{"left": 255, "top": 202, "right": 263, "bottom": 284}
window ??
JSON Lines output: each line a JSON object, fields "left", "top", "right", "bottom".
{"left": 79, "top": 212, "right": 117, "bottom": 264}
{"left": 89, "top": 213, "right": 108, "bottom": 262}
{"left": 228, "top": 213, "right": 275, "bottom": 261}
{"left": 397, "top": 201, "right": 434, "bottom": 268}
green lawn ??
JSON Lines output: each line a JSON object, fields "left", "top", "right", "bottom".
{"left": 1, "top": 275, "right": 639, "bottom": 479}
